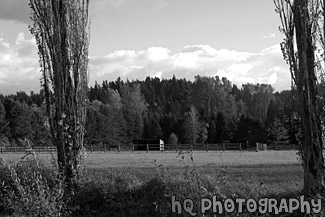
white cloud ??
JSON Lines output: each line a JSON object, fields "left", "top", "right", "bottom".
{"left": 0, "top": 32, "right": 40, "bottom": 94}
{"left": 263, "top": 33, "right": 276, "bottom": 39}
{"left": 173, "top": 51, "right": 198, "bottom": 69}
{"left": 0, "top": 33, "right": 291, "bottom": 94}
{"left": 89, "top": 44, "right": 291, "bottom": 91}
{"left": 146, "top": 47, "right": 170, "bottom": 61}
{"left": 0, "top": 34, "right": 10, "bottom": 49}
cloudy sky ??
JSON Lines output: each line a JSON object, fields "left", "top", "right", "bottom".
{"left": 0, "top": 0, "right": 291, "bottom": 95}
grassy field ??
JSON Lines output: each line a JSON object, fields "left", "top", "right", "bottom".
{"left": 1, "top": 150, "right": 307, "bottom": 216}
{"left": 79, "top": 150, "right": 303, "bottom": 196}
{"left": 0, "top": 150, "right": 301, "bottom": 167}
{"left": 1, "top": 150, "right": 303, "bottom": 193}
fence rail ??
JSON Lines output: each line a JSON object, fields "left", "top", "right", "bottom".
{"left": 0, "top": 143, "right": 246, "bottom": 153}
{"left": 161, "top": 143, "right": 243, "bottom": 152}
{"left": 0, "top": 143, "right": 299, "bottom": 153}
{"left": 0, "top": 146, "right": 57, "bottom": 153}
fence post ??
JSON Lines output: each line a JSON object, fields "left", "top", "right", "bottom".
{"left": 206, "top": 144, "right": 208, "bottom": 152}
{"left": 222, "top": 143, "right": 225, "bottom": 152}
{"left": 160, "top": 143, "right": 163, "bottom": 153}
{"left": 132, "top": 144, "right": 134, "bottom": 152}
{"left": 118, "top": 144, "right": 120, "bottom": 152}
{"left": 147, "top": 144, "right": 149, "bottom": 153}
{"left": 239, "top": 143, "right": 242, "bottom": 151}
{"left": 104, "top": 143, "right": 106, "bottom": 153}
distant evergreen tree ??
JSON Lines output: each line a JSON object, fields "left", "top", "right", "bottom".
{"left": 4, "top": 98, "right": 33, "bottom": 144}
{"left": 30, "top": 91, "right": 43, "bottom": 106}
{"left": 0, "top": 100, "right": 8, "bottom": 137}
{"left": 183, "top": 105, "right": 201, "bottom": 144}
{"left": 85, "top": 106, "right": 100, "bottom": 145}
{"left": 234, "top": 114, "right": 267, "bottom": 146}
{"left": 143, "top": 113, "right": 162, "bottom": 139}
{"left": 267, "top": 118, "right": 289, "bottom": 145}
{"left": 197, "top": 122, "right": 208, "bottom": 144}
{"left": 85, "top": 87, "right": 127, "bottom": 147}
{"left": 15, "top": 91, "right": 31, "bottom": 104}
{"left": 265, "top": 100, "right": 277, "bottom": 127}
{"left": 168, "top": 132, "right": 178, "bottom": 144}
{"left": 215, "top": 112, "right": 226, "bottom": 142}
{"left": 207, "top": 120, "right": 217, "bottom": 143}
{"left": 241, "top": 84, "right": 274, "bottom": 122}
{"left": 30, "top": 105, "right": 51, "bottom": 146}
{"left": 161, "top": 114, "right": 178, "bottom": 142}
{"left": 121, "top": 84, "right": 147, "bottom": 141}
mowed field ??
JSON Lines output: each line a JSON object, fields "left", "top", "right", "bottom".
{"left": 0, "top": 150, "right": 306, "bottom": 216}
{"left": 1, "top": 150, "right": 304, "bottom": 195}
{"left": 0, "top": 150, "right": 300, "bottom": 168}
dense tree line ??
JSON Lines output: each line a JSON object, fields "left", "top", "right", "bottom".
{"left": 0, "top": 75, "right": 299, "bottom": 148}
{"left": 88, "top": 75, "right": 297, "bottom": 147}
{"left": 0, "top": 91, "right": 50, "bottom": 146}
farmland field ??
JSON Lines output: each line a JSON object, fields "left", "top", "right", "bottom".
{"left": 0, "top": 150, "right": 300, "bottom": 168}
{"left": 1, "top": 150, "right": 303, "bottom": 192}
{"left": 1, "top": 150, "right": 307, "bottom": 216}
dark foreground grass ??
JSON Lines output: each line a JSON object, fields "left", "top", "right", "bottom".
{"left": 0, "top": 152, "right": 323, "bottom": 217}
{"left": 68, "top": 163, "right": 315, "bottom": 217}
{"left": 83, "top": 163, "right": 303, "bottom": 195}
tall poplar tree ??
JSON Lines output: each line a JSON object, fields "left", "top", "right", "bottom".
{"left": 274, "top": 0, "right": 325, "bottom": 196}
{"left": 29, "top": 0, "right": 90, "bottom": 187}
{"left": 0, "top": 100, "right": 7, "bottom": 137}
{"left": 183, "top": 105, "right": 201, "bottom": 144}
{"left": 120, "top": 84, "right": 148, "bottom": 141}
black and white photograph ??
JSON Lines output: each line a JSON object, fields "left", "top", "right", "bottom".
{"left": 0, "top": 0, "right": 325, "bottom": 216}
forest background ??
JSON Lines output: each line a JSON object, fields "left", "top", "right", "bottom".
{"left": 0, "top": 75, "right": 299, "bottom": 149}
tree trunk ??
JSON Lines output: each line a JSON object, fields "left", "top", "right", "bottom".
{"left": 29, "top": 0, "right": 90, "bottom": 189}
{"left": 294, "top": 0, "right": 325, "bottom": 196}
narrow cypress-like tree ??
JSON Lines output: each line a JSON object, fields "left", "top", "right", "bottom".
{"left": 183, "top": 105, "right": 201, "bottom": 144}
{"left": 274, "top": 0, "right": 325, "bottom": 196}
{"left": 29, "top": 0, "right": 90, "bottom": 188}
{"left": 0, "top": 100, "right": 7, "bottom": 137}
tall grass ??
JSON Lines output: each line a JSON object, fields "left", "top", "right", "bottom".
{"left": 0, "top": 150, "right": 324, "bottom": 216}
{"left": 0, "top": 150, "right": 67, "bottom": 217}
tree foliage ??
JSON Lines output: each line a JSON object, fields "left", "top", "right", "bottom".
{"left": 120, "top": 84, "right": 148, "bottom": 142}
{"left": 168, "top": 132, "right": 178, "bottom": 144}
{"left": 1, "top": 75, "right": 303, "bottom": 151}
{"left": 274, "top": 0, "right": 325, "bottom": 196}
{"left": 29, "top": 0, "right": 90, "bottom": 187}
{"left": 183, "top": 105, "right": 202, "bottom": 144}
{"left": 4, "top": 99, "right": 33, "bottom": 143}
{"left": 267, "top": 118, "right": 289, "bottom": 145}
{"left": 0, "top": 100, "right": 7, "bottom": 137}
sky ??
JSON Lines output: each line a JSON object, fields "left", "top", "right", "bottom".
{"left": 0, "top": 0, "right": 291, "bottom": 95}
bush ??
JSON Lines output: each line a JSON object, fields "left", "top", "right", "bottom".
{"left": 70, "top": 172, "right": 169, "bottom": 217}
{"left": 0, "top": 152, "right": 68, "bottom": 217}
{"left": 69, "top": 151, "right": 215, "bottom": 217}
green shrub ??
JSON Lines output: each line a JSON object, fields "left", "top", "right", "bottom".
{"left": 70, "top": 172, "right": 168, "bottom": 217}
{"left": 0, "top": 152, "right": 68, "bottom": 217}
